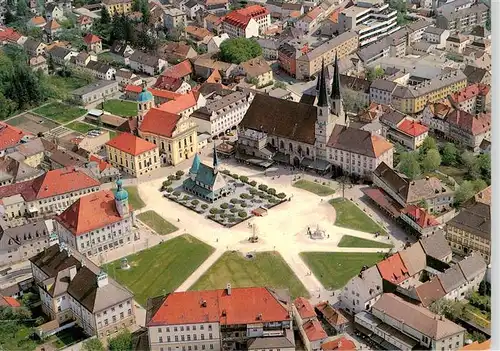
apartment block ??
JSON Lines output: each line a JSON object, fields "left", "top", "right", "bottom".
{"left": 436, "top": 3, "right": 489, "bottom": 32}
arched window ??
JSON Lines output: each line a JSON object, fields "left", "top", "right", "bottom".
{"left": 280, "top": 141, "right": 284, "bottom": 149}
{"left": 271, "top": 138, "right": 275, "bottom": 146}
{"left": 306, "top": 147, "right": 310, "bottom": 156}
{"left": 298, "top": 146, "right": 302, "bottom": 155}
{"left": 289, "top": 143, "right": 293, "bottom": 152}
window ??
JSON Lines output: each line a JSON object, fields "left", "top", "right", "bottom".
{"left": 159, "top": 337, "right": 163, "bottom": 343}
{"left": 201, "top": 335, "right": 205, "bottom": 340}
{"left": 209, "top": 333, "right": 212, "bottom": 339}
{"left": 174, "top": 327, "right": 178, "bottom": 332}
{"left": 186, "top": 326, "right": 190, "bottom": 331}
{"left": 167, "top": 336, "right": 171, "bottom": 342}
{"left": 209, "top": 345, "right": 213, "bottom": 350}
{"left": 200, "top": 325, "right": 204, "bottom": 330}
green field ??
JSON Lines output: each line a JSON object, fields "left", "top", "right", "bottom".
{"left": 338, "top": 235, "right": 393, "bottom": 249}
{"left": 293, "top": 179, "right": 336, "bottom": 196}
{"left": 33, "top": 102, "right": 86, "bottom": 123}
{"left": 103, "top": 235, "right": 214, "bottom": 305}
{"left": 300, "top": 252, "right": 385, "bottom": 289}
{"left": 137, "top": 210, "right": 178, "bottom": 235}
{"left": 330, "top": 198, "right": 387, "bottom": 235}
{"left": 66, "top": 121, "right": 97, "bottom": 134}
{"left": 191, "top": 251, "right": 309, "bottom": 298}
{"left": 112, "top": 186, "right": 145, "bottom": 210}
{"left": 103, "top": 99, "right": 137, "bottom": 117}
{"left": 47, "top": 74, "right": 93, "bottom": 100}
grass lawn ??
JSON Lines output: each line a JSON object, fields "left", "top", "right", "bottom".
{"left": 137, "top": 210, "right": 178, "bottom": 235}
{"left": 338, "top": 235, "right": 393, "bottom": 249}
{"left": 112, "top": 186, "right": 146, "bottom": 210}
{"left": 49, "top": 326, "right": 87, "bottom": 349}
{"left": 330, "top": 198, "right": 387, "bottom": 235}
{"left": 464, "top": 305, "right": 491, "bottom": 329}
{"left": 293, "top": 179, "right": 336, "bottom": 196}
{"left": 66, "top": 121, "right": 97, "bottom": 134}
{"left": 300, "top": 252, "right": 385, "bottom": 290}
{"left": 103, "top": 99, "right": 137, "bottom": 117}
{"left": 438, "top": 165, "right": 468, "bottom": 185}
{"left": 33, "top": 102, "right": 86, "bottom": 124}
{"left": 47, "top": 74, "right": 92, "bottom": 100}
{"left": 191, "top": 251, "right": 309, "bottom": 298}
{"left": 103, "top": 235, "right": 214, "bottom": 305}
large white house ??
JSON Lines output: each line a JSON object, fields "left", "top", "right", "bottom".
{"left": 222, "top": 5, "right": 270, "bottom": 38}
{"left": 340, "top": 265, "right": 383, "bottom": 315}
{"left": 56, "top": 181, "right": 136, "bottom": 257}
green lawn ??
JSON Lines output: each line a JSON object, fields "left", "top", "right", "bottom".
{"left": 191, "top": 251, "right": 309, "bottom": 298}
{"left": 293, "top": 179, "right": 336, "bottom": 196}
{"left": 338, "top": 235, "right": 393, "bottom": 249}
{"left": 103, "top": 99, "right": 137, "bottom": 117}
{"left": 112, "top": 186, "right": 145, "bottom": 210}
{"left": 33, "top": 102, "right": 87, "bottom": 123}
{"left": 300, "top": 252, "right": 385, "bottom": 289}
{"left": 103, "top": 235, "right": 214, "bottom": 305}
{"left": 66, "top": 121, "right": 97, "bottom": 134}
{"left": 438, "top": 166, "right": 467, "bottom": 185}
{"left": 330, "top": 198, "right": 387, "bottom": 235}
{"left": 47, "top": 74, "right": 93, "bottom": 100}
{"left": 137, "top": 210, "right": 178, "bottom": 235}
{"left": 464, "top": 305, "right": 491, "bottom": 329}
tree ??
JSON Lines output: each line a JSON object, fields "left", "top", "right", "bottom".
{"left": 274, "top": 81, "right": 286, "bottom": 89}
{"left": 398, "top": 152, "right": 421, "bottom": 180}
{"left": 455, "top": 181, "right": 476, "bottom": 205}
{"left": 420, "top": 136, "right": 438, "bottom": 154}
{"left": 460, "top": 151, "right": 479, "bottom": 178}
{"left": 100, "top": 6, "right": 111, "bottom": 24}
{"left": 422, "top": 149, "right": 441, "bottom": 172}
{"left": 441, "top": 142, "right": 458, "bottom": 166}
{"left": 82, "top": 338, "right": 105, "bottom": 351}
{"left": 389, "top": 0, "right": 408, "bottom": 25}
{"left": 429, "top": 298, "right": 465, "bottom": 321}
{"left": 365, "top": 66, "right": 385, "bottom": 81}
{"left": 472, "top": 179, "right": 487, "bottom": 193}
{"left": 15, "top": 0, "right": 29, "bottom": 17}
{"left": 477, "top": 153, "right": 490, "bottom": 182}
{"left": 219, "top": 37, "right": 262, "bottom": 64}
{"left": 108, "top": 330, "right": 132, "bottom": 351}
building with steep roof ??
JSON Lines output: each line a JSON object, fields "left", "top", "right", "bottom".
{"left": 222, "top": 5, "right": 270, "bottom": 38}
{"left": 83, "top": 33, "right": 102, "bottom": 53}
{"left": 340, "top": 265, "right": 383, "bottom": 315}
{"left": 30, "top": 243, "right": 135, "bottom": 338}
{"left": 105, "top": 132, "right": 160, "bottom": 177}
{"left": 400, "top": 205, "right": 440, "bottom": 237}
{"left": 146, "top": 285, "right": 294, "bottom": 351}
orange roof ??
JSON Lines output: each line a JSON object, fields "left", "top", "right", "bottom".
{"left": 0, "top": 122, "right": 30, "bottom": 151}
{"left": 371, "top": 134, "right": 393, "bottom": 157}
{"left": 0, "top": 295, "right": 21, "bottom": 308}
{"left": 45, "top": 20, "right": 60, "bottom": 30}
{"left": 158, "top": 91, "right": 197, "bottom": 114}
{"left": 185, "top": 26, "right": 213, "bottom": 41}
{"left": 106, "top": 133, "right": 157, "bottom": 156}
{"left": 402, "top": 205, "right": 440, "bottom": 228}
{"left": 161, "top": 60, "right": 193, "bottom": 79}
{"left": 321, "top": 337, "right": 356, "bottom": 351}
{"left": 451, "top": 83, "right": 490, "bottom": 103}
{"left": 293, "top": 297, "right": 316, "bottom": 319}
{"left": 77, "top": 15, "right": 92, "bottom": 24}
{"left": 0, "top": 27, "right": 23, "bottom": 43}
{"left": 139, "top": 108, "right": 181, "bottom": 138}
{"left": 57, "top": 190, "right": 129, "bottom": 236}
{"left": 460, "top": 340, "right": 491, "bottom": 351}
{"left": 83, "top": 33, "right": 101, "bottom": 44}
{"left": 30, "top": 16, "right": 46, "bottom": 25}
{"left": 206, "top": 69, "right": 222, "bottom": 83}
{"left": 148, "top": 287, "right": 291, "bottom": 326}
{"left": 303, "top": 7, "right": 322, "bottom": 21}
{"left": 303, "top": 319, "right": 327, "bottom": 342}
{"left": 290, "top": 10, "right": 301, "bottom": 18}
{"left": 89, "top": 155, "right": 113, "bottom": 172}
{"left": 315, "top": 301, "right": 348, "bottom": 327}
{"left": 223, "top": 11, "right": 251, "bottom": 29}
{"left": 238, "top": 4, "right": 269, "bottom": 17}
{"left": 376, "top": 253, "right": 410, "bottom": 285}
{"left": 205, "top": 14, "right": 224, "bottom": 25}
{"left": 397, "top": 119, "right": 428, "bottom": 137}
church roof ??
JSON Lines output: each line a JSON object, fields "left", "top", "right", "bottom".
{"left": 190, "top": 153, "right": 201, "bottom": 174}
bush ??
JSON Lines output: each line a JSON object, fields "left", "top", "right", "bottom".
{"left": 241, "top": 203, "right": 247, "bottom": 208}
{"left": 230, "top": 198, "right": 239, "bottom": 204}
{"left": 191, "top": 199, "right": 199, "bottom": 206}
{"left": 172, "top": 191, "right": 181, "bottom": 196}
{"left": 222, "top": 169, "right": 231, "bottom": 175}
{"left": 209, "top": 208, "right": 218, "bottom": 214}
{"left": 231, "top": 173, "right": 239, "bottom": 179}
{"left": 269, "top": 198, "right": 278, "bottom": 203}
{"left": 220, "top": 203, "right": 229, "bottom": 209}
{"left": 230, "top": 208, "right": 238, "bottom": 213}
{"left": 201, "top": 204, "right": 209, "bottom": 210}
{"left": 277, "top": 192, "right": 287, "bottom": 199}
{"left": 240, "top": 193, "right": 251, "bottom": 199}
{"left": 258, "top": 184, "right": 268, "bottom": 191}
{"left": 220, "top": 213, "right": 226, "bottom": 219}
{"left": 176, "top": 170, "right": 184, "bottom": 176}
{"left": 238, "top": 211, "right": 247, "bottom": 218}
{"left": 239, "top": 175, "right": 249, "bottom": 183}
{"left": 267, "top": 188, "right": 276, "bottom": 195}
{"left": 162, "top": 180, "right": 172, "bottom": 188}
{"left": 249, "top": 188, "right": 258, "bottom": 195}
{"left": 182, "top": 195, "right": 189, "bottom": 201}
{"left": 249, "top": 180, "right": 257, "bottom": 186}
{"left": 175, "top": 175, "right": 181, "bottom": 180}
{"left": 168, "top": 175, "right": 175, "bottom": 181}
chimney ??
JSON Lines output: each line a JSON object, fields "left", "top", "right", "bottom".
{"left": 201, "top": 300, "right": 207, "bottom": 307}
{"left": 256, "top": 313, "right": 262, "bottom": 320}
{"left": 226, "top": 283, "right": 231, "bottom": 296}
{"left": 425, "top": 176, "right": 430, "bottom": 180}
{"left": 69, "top": 266, "right": 77, "bottom": 281}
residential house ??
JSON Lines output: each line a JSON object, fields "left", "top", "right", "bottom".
{"left": 0, "top": 26, "right": 26, "bottom": 46}
{"left": 30, "top": 244, "right": 135, "bottom": 337}
{"left": 256, "top": 38, "right": 278, "bottom": 60}
{"left": 314, "top": 302, "right": 349, "bottom": 334}
{"left": 163, "top": 6, "right": 186, "bottom": 31}
{"left": 115, "top": 69, "right": 141, "bottom": 87}
{"left": 340, "top": 74, "right": 370, "bottom": 109}
{"left": 207, "top": 33, "right": 229, "bottom": 53}
{"left": 321, "top": 337, "right": 356, "bottom": 351}
{"left": 0, "top": 122, "right": 31, "bottom": 157}
{"left": 71, "top": 80, "right": 119, "bottom": 105}
{"left": 87, "top": 155, "right": 120, "bottom": 183}
{"left": 44, "top": 20, "right": 62, "bottom": 40}
{"left": 400, "top": 205, "right": 440, "bottom": 237}
{"left": 446, "top": 186, "right": 491, "bottom": 262}
{"left": 278, "top": 40, "right": 309, "bottom": 78}
{"left": 407, "top": 19, "right": 431, "bottom": 42}
{"left": 436, "top": 3, "right": 488, "bottom": 32}
{"left": 76, "top": 15, "right": 93, "bottom": 30}
{"left": 202, "top": 0, "right": 229, "bottom": 15}
{"left": 129, "top": 51, "right": 167, "bottom": 76}
{"left": 448, "top": 83, "right": 490, "bottom": 114}
{"left": 0, "top": 156, "right": 42, "bottom": 185}
{"left": 105, "top": 132, "right": 160, "bottom": 177}
{"left": 7, "top": 138, "right": 57, "bottom": 169}
{"left": 446, "top": 110, "right": 491, "bottom": 152}
{"left": 85, "top": 61, "right": 116, "bottom": 80}
{"left": 28, "top": 16, "right": 47, "bottom": 28}
{"left": 296, "top": 7, "right": 323, "bottom": 34}
{"left": 377, "top": 252, "right": 411, "bottom": 289}
{"left": 146, "top": 286, "right": 295, "bottom": 351}
{"left": 370, "top": 79, "right": 397, "bottom": 106}
{"left": 46, "top": 46, "right": 77, "bottom": 65}
{"left": 110, "top": 40, "right": 134, "bottom": 58}
{"left": 185, "top": 25, "right": 213, "bottom": 48}
{"left": 463, "top": 65, "right": 491, "bottom": 85}
{"left": 222, "top": 5, "right": 270, "bottom": 38}
{"left": 446, "top": 33, "right": 469, "bottom": 54}
{"left": 422, "top": 26, "right": 449, "bottom": 49}
{"left": 0, "top": 220, "right": 56, "bottom": 267}
{"left": 421, "top": 100, "right": 454, "bottom": 136}
{"left": 380, "top": 111, "right": 429, "bottom": 150}
{"left": 45, "top": 3, "right": 64, "bottom": 21}
{"left": 23, "top": 38, "right": 46, "bottom": 57}
{"left": 238, "top": 57, "right": 273, "bottom": 87}
{"left": 293, "top": 297, "right": 327, "bottom": 351}
{"left": 102, "top": 0, "right": 133, "bottom": 16}
{"left": 158, "top": 42, "right": 197, "bottom": 63}
{"left": 29, "top": 56, "right": 48, "bottom": 74}
{"left": 83, "top": 33, "right": 102, "bottom": 53}
{"left": 184, "top": 0, "right": 203, "bottom": 19}
{"left": 420, "top": 230, "right": 453, "bottom": 263}
{"left": 340, "top": 265, "right": 383, "bottom": 315}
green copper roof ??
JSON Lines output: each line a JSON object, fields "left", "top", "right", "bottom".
{"left": 137, "top": 87, "right": 153, "bottom": 103}
{"left": 115, "top": 179, "right": 128, "bottom": 201}
{"left": 190, "top": 153, "right": 201, "bottom": 174}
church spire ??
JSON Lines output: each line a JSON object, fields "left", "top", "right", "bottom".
{"left": 330, "top": 51, "right": 341, "bottom": 100}
{"left": 317, "top": 58, "right": 329, "bottom": 107}
{"left": 213, "top": 142, "right": 219, "bottom": 173}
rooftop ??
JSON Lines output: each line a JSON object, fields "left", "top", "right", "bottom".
{"left": 376, "top": 253, "right": 410, "bottom": 285}
{"left": 106, "top": 133, "right": 157, "bottom": 156}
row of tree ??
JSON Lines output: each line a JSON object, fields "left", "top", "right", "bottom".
{"left": 82, "top": 330, "right": 132, "bottom": 351}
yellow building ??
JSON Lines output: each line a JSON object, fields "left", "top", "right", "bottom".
{"left": 392, "top": 71, "right": 467, "bottom": 113}
{"left": 136, "top": 88, "right": 198, "bottom": 166}
{"left": 105, "top": 132, "right": 160, "bottom": 177}
{"left": 102, "top": 0, "right": 132, "bottom": 16}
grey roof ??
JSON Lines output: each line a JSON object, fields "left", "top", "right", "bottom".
{"left": 438, "top": 3, "right": 488, "bottom": 21}
{"left": 463, "top": 65, "right": 489, "bottom": 84}
{"left": 248, "top": 330, "right": 295, "bottom": 349}
{"left": 24, "top": 38, "right": 43, "bottom": 53}
{"left": 0, "top": 220, "right": 49, "bottom": 251}
{"left": 0, "top": 156, "right": 42, "bottom": 183}
{"left": 346, "top": 265, "right": 383, "bottom": 299}
{"left": 419, "top": 231, "right": 452, "bottom": 261}
{"left": 380, "top": 110, "right": 406, "bottom": 125}
{"left": 281, "top": 2, "right": 303, "bottom": 10}
{"left": 370, "top": 79, "right": 397, "bottom": 92}
{"left": 257, "top": 38, "right": 278, "bottom": 50}
{"left": 407, "top": 19, "right": 431, "bottom": 32}
{"left": 340, "top": 74, "right": 370, "bottom": 93}
{"left": 86, "top": 60, "right": 114, "bottom": 74}
{"left": 130, "top": 50, "right": 161, "bottom": 67}
{"left": 192, "top": 91, "right": 249, "bottom": 121}
{"left": 29, "top": 244, "right": 82, "bottom": 278}
{"left": 47, "top": 46, "right": 72, "bottom": 59}
{"left": 72, "top": 80, "right": 118, "bottom": 96}
{"left": 357, "top": 39, "right": 389, "bottom": 63}
{"left": 15, "top": 138, "right": 56, "bottom": 157}
{"left": 457, "top": 253, "right": 486, "bottom": 282}
{"left": 437, "top": 266, "right": 466, "bottom": 293}
{"left": 424, "top": 26, "right": 446, "bottom": 35}
{"left": 447, "top": 202, "right": 490, "bottom": 239}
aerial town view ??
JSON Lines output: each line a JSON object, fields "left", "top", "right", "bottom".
{"left": 0, "top": 0, "right": 492, "bottom": 348}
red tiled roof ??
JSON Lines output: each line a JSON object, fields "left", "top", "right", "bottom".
{"left": 139, "top": 108, "right": 180, "bottom": 138}
{"left": 89, "top": 155, "right": 113, "bottom": 172}
{"left": 397, "top": 119, "right": 428, "bottom": 137}
{"left": 158, "top": 91, "right": 197, "bottom": 114}
{"left": 106, "top": 132, "right": 157, "bottom": 156}
{"left": 30, "top": 16, "right": 46, "bottom": 25}
{"left": 321, "top": 337, "right": 356, "bottom": 351}
{"left": 315, "top": 301, "right": 348, "bottom": 327}
{"left": 161, "top": 60, "right": 193, "bottom": 79}
{"left": 57, "top": 190, "right": 129, "bottom": 236}
{"left": 223, "top": 11, "right": 251, "bottom": 29}
{"left": 83, "top": 33, "right": 101, "bottom": 44}
{"left": 0, "top": 295, "right": 21, "bottom": 308}
{"left": 0, "top": 167, "right": 99, "bottom": 202}
{"left": 402, "top": 205, "right": 440, "bottom": 228}
{"left": 185, "top": 26, "right": 213, "bottom": 41}
{"left": 77, "top": 15, "right": 92, "bottom": 24}
{"left": 446, "top": 110, "right": 491, "bottom": 136}
{"left": 303, "top": 319, "right": 327, "bottom": 342}
{"left": 148, "top": 287, "right": 290, "bottom": 326}
{"left": 293, "top": 297, "right": 316, "bottom": 320}
{"left": 237, "top": 4, "right": 269, "bottom": 18}
{"left": 0, "top": 27, "right": 22, "bottom": 43}
{"left": 0, "top": 122, "right": 30, "bottom": 151}
{"left": 154, "top": 76, "right": 183, "bottom": 91}
{"left": 451, "top": 83, "right": 490, "bottom": 103}
{"left": 376, "top": 253, "right": 410, "bottom": 285}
